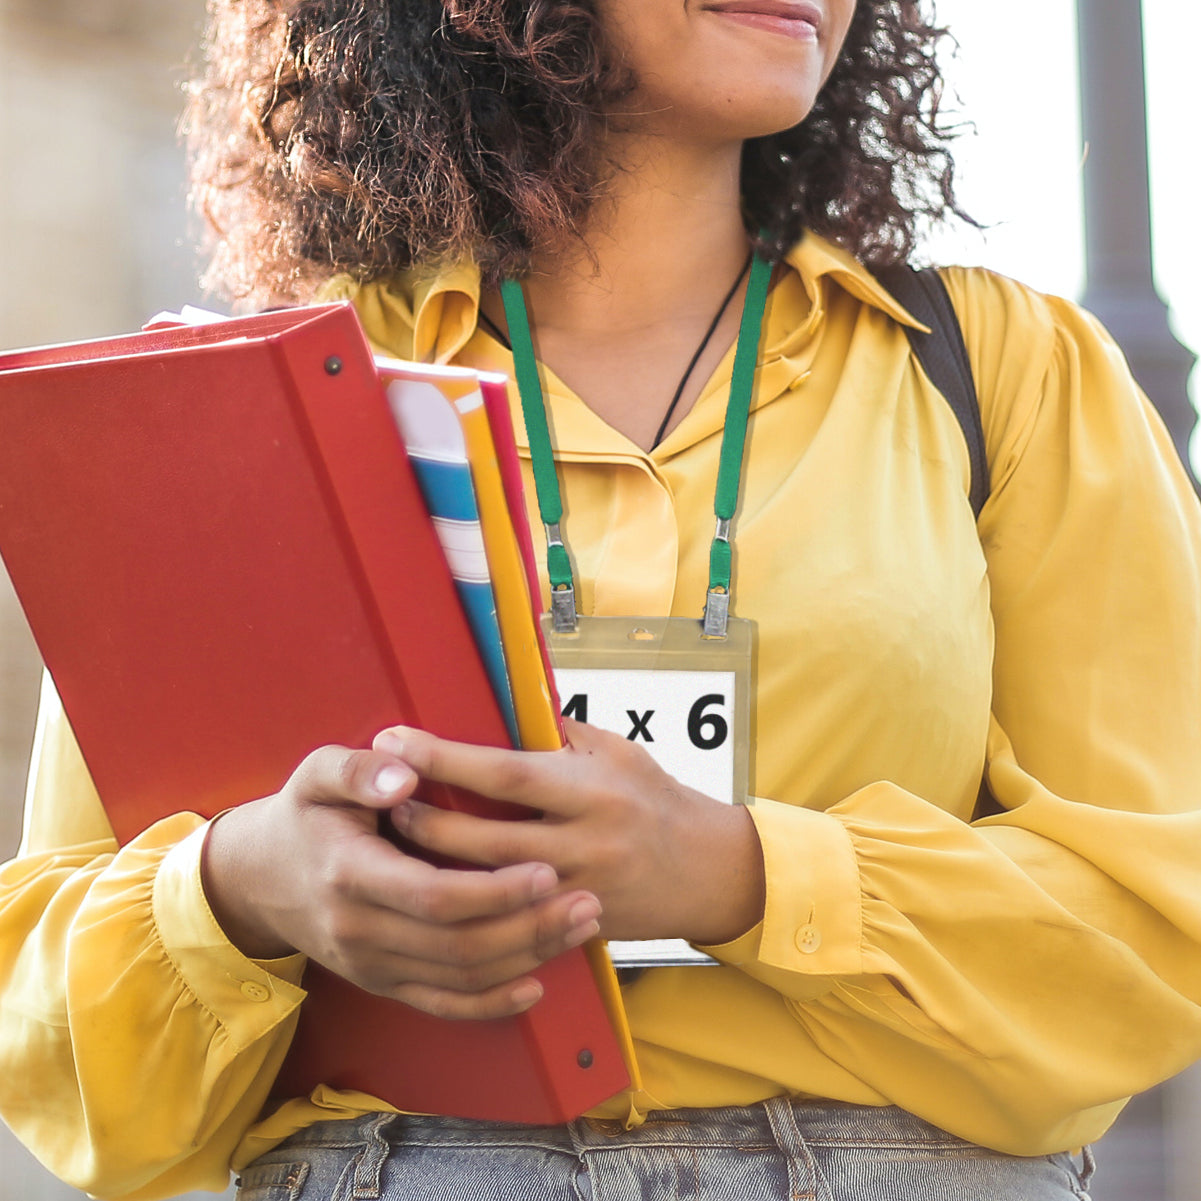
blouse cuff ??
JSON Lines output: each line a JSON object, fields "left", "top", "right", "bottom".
{"left": 153, "top": 823, "right": 306, "bottom": 1052}
{"left": 704, "top": 798, "right": 863, "bottom": 978}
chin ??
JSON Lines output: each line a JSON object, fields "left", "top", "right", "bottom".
{"left": 626, "top": 71, "right": 824, "bottom": 144}
{"left": 693, "top": 94, "right": 821, "bottom": 143}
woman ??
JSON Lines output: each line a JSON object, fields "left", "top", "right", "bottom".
{"left": 4, "top": 0, "right": 1201, "bottom": 1198}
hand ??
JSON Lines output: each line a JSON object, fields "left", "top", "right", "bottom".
{"left": 376, "top": 719, "right": 766, "bottom": 946}
{"left": 200, "top": 743, "right": 603, "bottom": 1020}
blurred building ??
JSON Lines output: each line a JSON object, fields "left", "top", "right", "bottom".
{"left": 1, "top": 0, "right": 212, "bottom": 846}
{"left": 0, "top": 2, "right": 232, "bottom": 1197}
{"left": 0, "top": 3, "right": 1197, "bottom": 1200}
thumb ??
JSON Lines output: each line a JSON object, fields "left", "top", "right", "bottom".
{"left": 287, "top": 744, "right": 420, "bottom": 811}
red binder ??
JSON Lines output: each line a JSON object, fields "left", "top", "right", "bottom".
{"left": 0, "top": 304, "right": 631, "bottom": 1123}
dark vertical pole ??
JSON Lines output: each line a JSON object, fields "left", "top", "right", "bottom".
{"left": 1077, "top": 9, "right": 1198, "bottom": 1180}
{"left": 1077, "top": 0, "right": 1198, "bottom": 488}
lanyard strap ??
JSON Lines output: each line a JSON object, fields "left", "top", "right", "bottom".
{"left": 704, "top": 249, "right": 771, "bottom": 635}
{"left": 501, "top": 251, "right": 770, "bottom": 636}
{"left": 499, "top": 279, "right": 575, "bottom": 612}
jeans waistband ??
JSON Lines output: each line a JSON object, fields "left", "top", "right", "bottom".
{"left": 282, "top": 1099, "right": 996, "bottom": 1153}
{"left": 248, "top": 1100, "right": 1096, "bottom": 1201}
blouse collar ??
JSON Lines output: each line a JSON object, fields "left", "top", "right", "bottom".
{"left": 317, "top": 232, "right": 929, "bottom": 366}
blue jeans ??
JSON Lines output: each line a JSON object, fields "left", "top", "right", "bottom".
{"left": 235, "top": 1099, "right": 1095, "bottom": 1200}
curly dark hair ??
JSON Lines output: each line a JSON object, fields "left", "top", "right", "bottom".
{"left": 187, "top": 0, "right": 969, "bottom": 305}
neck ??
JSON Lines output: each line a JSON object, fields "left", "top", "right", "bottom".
{"left": 482, "top": 133, "right": 758, "bottom": 450}
{"left": 520, "top": 135, "right": 750, "bottom": 338}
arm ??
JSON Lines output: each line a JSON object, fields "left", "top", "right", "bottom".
{"left": 0, "top": 681, "right": 601, "bottom": 1200}
{"left": 719, "top": 272, "right": 1201, "bottom": 1151}
{"left": 0, "top": 682, "right": 304, "bottom": 1199}
{"left": 388, "top": 270, "right": 1201, "bottom": 1154}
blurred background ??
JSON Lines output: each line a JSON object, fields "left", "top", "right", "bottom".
{"left": 1, "top": 1, "right": 1198, "bottom": 1198}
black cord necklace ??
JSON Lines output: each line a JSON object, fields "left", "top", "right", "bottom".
{"left": 650, "top": 251, "right": 753, "bottom": 449}
{"left": 476, "top": 250, "right": 755, "bottom": 451}
{"left": 476, "top": 305, "right": 511, "bottom": 349}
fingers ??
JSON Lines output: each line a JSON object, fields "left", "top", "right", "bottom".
{"left": 389, "top": 978, "right": 547, "bottom": 1021}
{"left": 213, "top": 738, "right": 610, "bottom": 1023}
{"left": 373, "top": 727, "right": 582, "bottom": 817}
{"left": 312, "top": 863, "right": 603, "bottom": 1020}
{"left": 292, "top": 796, "right": 604, "bottom": 1018}
{"left": 390, "top": 802, "right": 553, "bottom": 870}
{"left": 345, "top": 842, "right": 559, "bottom": 923}
{"left": 335, "top": 888, "right": 601, "bottom": 996}
{"left": 369, "top": 890, "right": 601, "bottom": 1019}
{"left": 288, "top": 743, "right": 420, "bottom": 811}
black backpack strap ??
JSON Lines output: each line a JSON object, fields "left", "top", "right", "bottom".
{"left": 876, "top": 265, "right": 989, "bottom": 520}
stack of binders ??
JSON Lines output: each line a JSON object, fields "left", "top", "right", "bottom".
{"left": 0, "top": 303, "right": 636, "bottom": 1123}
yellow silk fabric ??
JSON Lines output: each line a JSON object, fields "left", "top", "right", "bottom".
{"left": 4, "top": 235, "right": 1201, "bottom": 1198}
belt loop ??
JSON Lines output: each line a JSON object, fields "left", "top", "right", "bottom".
{"left": 1078, "top": 1144, "right": 1098, "bottom": 1191}
{"left": 348, "top": 1113, "right": 399, "bottom": 1200}
{"left": 763, "top": 1096, "right": 820, "bottom": 1201}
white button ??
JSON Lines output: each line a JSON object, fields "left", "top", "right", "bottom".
{"left": 796, "top": 924, "right": 822, "bottom": 954}
{"left": 240, "top": 980, "right": 271, "bottom": 1002}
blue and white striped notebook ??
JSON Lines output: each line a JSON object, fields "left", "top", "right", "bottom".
{"left": 381, "top": 373, "right": 520, "bottom": 746}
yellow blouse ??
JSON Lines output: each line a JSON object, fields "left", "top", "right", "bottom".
{"left": 3, "top": 235, "right": 1201, "bottom": 1200}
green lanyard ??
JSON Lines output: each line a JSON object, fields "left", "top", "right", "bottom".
{"left": 500, "top": 250, "right": 771, "bottom": 637}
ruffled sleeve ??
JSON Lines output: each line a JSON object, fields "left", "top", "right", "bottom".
{"left": 0, "top": 679, "right": 306, "bottom": 1199}
{"left": 705, "top": 268, "right": 1201, "bottom": 1154}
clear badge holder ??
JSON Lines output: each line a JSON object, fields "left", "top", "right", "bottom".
{"left": 542, "top": 613, "right": 754, "bottom": 969}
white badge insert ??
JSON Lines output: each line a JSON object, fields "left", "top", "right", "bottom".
{"left": 542, "top": 614, "right": 754, "bottom": 969}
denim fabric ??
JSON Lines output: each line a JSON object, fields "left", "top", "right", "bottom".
{"left": 236, "top": 1100, "right": 1096, "bottom": 1201}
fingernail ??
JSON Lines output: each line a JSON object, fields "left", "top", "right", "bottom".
{"left": 511, "top": 980, "right": 543, "bottom": 1010}
{"left": 568, "top": 897, "right": 601, "bottom": 926}
{"left": 565, "top": 919, "right": 600, "bottom": 949}
{"left": 373, "top": 764, "right": 411, "bottom": 797}
{"left": 390, "top": 802, "right": 412, "bottom": 833}
{"left": 529, "top": 865, "right": 557, "bottom": 898}
{"left": 374, "top": 730, "right": 407, "bottom": 756}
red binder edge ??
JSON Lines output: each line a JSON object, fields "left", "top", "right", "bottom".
{"left": 0, "top": 305, "right": 631, "bottom": 1123}
{"left": 256, "top": 312, "right": 632, "bottom": 1119}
